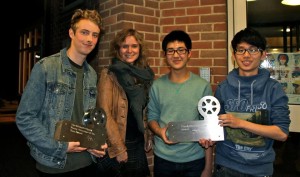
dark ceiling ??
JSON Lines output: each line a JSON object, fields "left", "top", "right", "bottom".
{"left": 247, "top": 0, "right": 300, "bottom": 37}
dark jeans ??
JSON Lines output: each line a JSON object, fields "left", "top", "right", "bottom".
{"left": 36, "top": 163, "right": 97, "bottom": 177}
{"left": 96, "top": 137, "right": 150, "bottom": 177}
{"left": 96, "top": 154, "right": 122, "bottom": 177}
{"left": 213, "top": 165, "right": 272, "bottom": 177}
{"left": 154, "top": 155, "right": 205, "bottom": 177}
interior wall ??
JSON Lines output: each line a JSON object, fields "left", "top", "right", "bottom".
{"left": 97, "top": 0, "right": 228, "bottom": 91}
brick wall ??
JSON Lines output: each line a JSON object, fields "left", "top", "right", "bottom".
{"left": 97, "top": 0, "right": 228, "bottom": 176}
{"left": 97, "top": 0, "right": 227, "bottom": 91}
{"left": 45, "top": 0, "right": 228, "bottom": 91}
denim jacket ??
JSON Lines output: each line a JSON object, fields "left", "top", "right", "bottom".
{"left": 16, "top": 48, "right": 97, "bottom": 169}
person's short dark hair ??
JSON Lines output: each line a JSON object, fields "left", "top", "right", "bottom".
{"left": 231, "top": 27, "right": 266, "bottom": 51}
{"left": 277, "top": 54, "right": 289, "bottom": 66}
{"left": 162, "top": 30, "right": 192, "bottom": 52}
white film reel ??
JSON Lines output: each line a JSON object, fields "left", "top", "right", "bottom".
{"left": 198, "top": 96, "right": 220, "bottom": 118}
{"left": 197, "top": 95, "right": 224, "bottom": 141}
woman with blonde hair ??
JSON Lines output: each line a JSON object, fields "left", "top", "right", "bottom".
{"left": 96, "top": 29, "right": 154, "bottom": 177}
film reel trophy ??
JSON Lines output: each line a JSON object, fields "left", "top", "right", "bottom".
{"left": 54, "top": 107, "right": 107, "bottom": 150}
{"left": 168, "top": 96, "right": 224, "bottom": 142}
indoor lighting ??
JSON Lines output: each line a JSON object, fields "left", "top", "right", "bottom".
{"left": 281, "top": 0, "right": 300, "bottom": 6}
{"left": 281, "top": 27, "right": 291, "bottom": 32}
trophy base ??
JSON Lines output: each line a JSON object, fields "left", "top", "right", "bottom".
{"left": 168, "top": 120, "right": 224, "bottom": 142}
{"left": 54, "top": 120, "right": 106, "bottom": 150}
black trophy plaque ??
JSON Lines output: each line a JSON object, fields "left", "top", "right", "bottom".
{"left": 54, "top": 108, "right": 107, "bottom": 150}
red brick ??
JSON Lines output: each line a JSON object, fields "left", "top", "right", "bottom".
{"left": 176, "top": 16, "right": 199, "bottom": 24}
{"left": 213, "top": 41, "right": 227, "bottom": 48}
{"left": 214, "top": 23, "right": 227, "bottom": 31}
{"left": 162, "top": 9, "right": 186, "bottom": 17}
{"left": 201, "top": 0, "right": 226, "bottom": 5}
{"left": 160, "top": 18, "right": 175, "bottom": 25}
{"left": 176, "top": 0, "right": 199, "bottom": 7}
{"left": 160, "top": 1, "right": 175, "bottom": 9}
{"left": 211, "top": 66, "right": 227, "bottom": 75}
{"left": 193, "top": 41, "right": 213, "bottom": 49}
{"left": 188, "top": 24, "right": 212, "bottom": 32}
{"left": 201, "top": 50, "right": 227, "bottom": 58}
{"left": 214, "top": 5, "right": 226, "bottom": 13}
{"left": 118, "top": 13, "right": 143, "bottom": 23}
{"left": 214, "top": 58, "right": 228, "bottom": 66}
{"left": 187, "top": 7, "right": 211, "bottom": 15}
{"left": 135, "top": 7, "right": 155, "bottom": 16}
{"left": 145, "top": 16, "right": 159, "bottom": 25}
{"left": 201, "top": 14, "right": 226, "bottom": 23}
{"left": 201, "top": 32, "right": 226, "bottom": 40}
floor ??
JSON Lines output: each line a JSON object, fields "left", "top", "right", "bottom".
{"left": 0, "top": 123, "right": 38, "bottom": 177}
{"left": 273, "top": 132, "right": 300, "bottom": 177}
{"left": 0, "top": 99, "right": 299, "bottom": 177}
{"left": 0, "top": 99, "right": 38, "bottom": 177}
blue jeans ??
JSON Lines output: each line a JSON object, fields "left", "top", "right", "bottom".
{"left": 154, "top": 155, "right": 205, "bottom": 177}
{"left": 213, "top": 165, "right": 272, "bottom": 177}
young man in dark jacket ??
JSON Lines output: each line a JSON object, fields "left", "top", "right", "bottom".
{"left": 212, "top": 28, "right": 290, "bottom": 176}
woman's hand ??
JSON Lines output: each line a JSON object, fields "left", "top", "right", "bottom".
{"left": 87, "top": 143, "right": 108, "bottom": 158}
{"left": 116, "top": 151, "right": 128, "bottom": 163}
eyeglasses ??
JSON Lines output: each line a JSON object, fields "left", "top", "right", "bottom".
{"left": 235, "top": 48, "right": 263, "bottom": 55}
{"left": 166, "top": 48, "right": 189, "bottom": 55}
